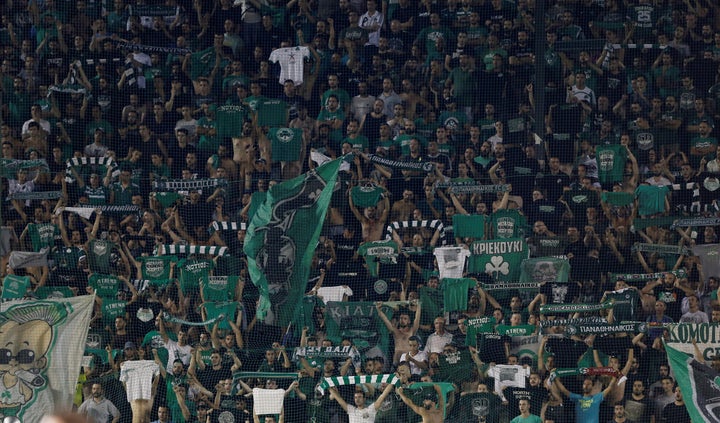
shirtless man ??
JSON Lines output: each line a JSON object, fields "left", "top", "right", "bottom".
{"left": 375, "top": 302, "right": 422, "bottom": 365}
{"left": 232, "top": 121, "right": 265, "bottom": 191}
{"left": 397, "top": 384, "right": 444, "bottom": 423}
{"left": 349, "top": 192, "right": 390, "bottom": 241}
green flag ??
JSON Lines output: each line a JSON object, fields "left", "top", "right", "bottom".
{"left": 244, "top": 157, "right": 343, "bottom": 325}
{"left": 665, "top": 342, "right": 720, "bottom": 423}
{"left": 519, "top": 257, "right": 570, "bottom": 283}
{"left": 468, "top": 238, "right": 528, "bottom": 281}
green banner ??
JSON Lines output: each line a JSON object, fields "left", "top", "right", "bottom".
{"left": 244, "top": 158, "right": 342, "bottom": 325}
{"left": 665, "top": 342, "right": 720, "bottom": 423}
{"left": 519, "top": 257, "right": 570, "bottom": 284}
{"left": 468, "top": 238, "right": 528, "bottom": 281}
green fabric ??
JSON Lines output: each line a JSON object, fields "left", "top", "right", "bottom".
{"left": 88, "top": 274, "right": 121, "bottom": 298}
{"left": 601, "top": 191, "right": 634, "bottom": 207}
{"left": 519, "top": 257, "right": 570, "bottom": 284}
{"left": 665, "top": 342, "right": 720, "bottom": 423}
{"left": 290, "top": 295, "right": 324, "bottom": 338}
{"left": 27, "top": 223, "right": 59, "bottom": 252}
{"left": 465, "top": 316, "right": 497, "bottom": 346}
{"left": 357, "top": 240, "right": 400, "bottom": 278}
{"left": 34, "top": 286, "right": 74, "bottom": 299}
{"left": 101, "top": 299, "right": 127, "bottom": 325}
{"left": 244, "top": 157, "right": 343, "bottom": 324}
{"left": 496, "top": 325, "right": 536, "bottom": 336}
{"left": 452, "top": 214, "right": 486, "bottom": 239}
{"left": 177, "top": 258, "right": 214, "bottom": 294}
{"left": 490, "top": 209, "right": 527, "bottom": 239}
{"left": 201, "top": 301, "right": 239, "bottom": 331}
{"left": 269, "top": 127, "right": 303, "bottom": 162}
{"left": 200, "top": 275, "right": 239, "bottom": 302}
{"left": 418, "top": 286, "right": 444, "bottom": 326}
{"left": 1, "top": 275, "right": 30, "bottom": 299}
{"left": 216, "top": 105, "right": 249, "bottom": 139}
{"left": 350, "top": 185, "right": 384, "bottom": 208}
{"left": 596, "top": 144, "right": 627, "bottom": 184}
{"left": 436, "top": 350, "right": 474, "bottom": 383}
{"left": 153, "top": 192, "right": 182, "bottom": 208}
{"left": 138, "top": 255, "right": 178, "bottom": 281}
{"left": 190, "top": 47, "right": 216, "bottom": 80}
{"left": 634, "top": 184, "right": 669, "bottom": 217}
{"left": 441, "top": 278, "right": 476, "bottom": 312}
{"left": 87, "top": 239, "right": 116, "bottom": 275}
{"left": 256, "top": 99, "right": 288, "bottom": 127}
{"left": 468, "top": 238, "right": 528, "bottom": 281}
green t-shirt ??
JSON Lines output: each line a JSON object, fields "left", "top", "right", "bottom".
{"left": 436, "top": 349, "right": 474, "bottom": 383}
{"left": 269, "top": 127, "right": 303, "bottom": 162}
{"left": 202, "top": 301, "right": 239, "bottom": 331}
{"left": 634, "top": 184, "right": 669, "bottom": 217}
{"left": 201, "top": 275, "right": 240, "bottom": 302}
{"left": 596, "top": 144, "right": 628, "bottom": 184}
{"left": 101, "top": 299, "right": 127, "bottom": 326}
{"left": 490, "top": 209, "right": 526, "bottom": 239}
{"left": 350, "top": 185, "right": 385, "bottom": 208}
{"left": 27, "top": 223, "right": 59, "bottom": 252}
{"left": 257, "top": 98, "right": 288, "bottom": 127}
{"left": 343, "top": 135, "right": 369, "bottom": 152}
{"left": 34, "top": 286, "right": 75, "bottom": 299}
{"left": 357, "top": 240, "right": 400, "bottom": 278}
{"left": 88, "top": 274, "right": 121, "bottom": 299}
{"left": 138, "top": 255, "right": 178, "bottom": 281}
{"left": 453, "top": 214, "right": 486, "bottom": 240}
{"left": 177, "top": 258, "right": 214, "bottom": 294}
{"left": 87, "top": 239, "right": 116, "bottom": 275}
{"left": 1, "top": 274, "right": 31, "bottom": 299}
{"left": 441, "top": 278, "right": 476, "bottom": 312}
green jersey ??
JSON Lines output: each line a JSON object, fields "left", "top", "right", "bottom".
{"left": 441, "top": 278, "right": 476, "bottom": 312}
{"left": 87, "top": 239, "right": 116, "bottom": 275}
{"left": 201, "top": 275, "right": 240, "bottom": 302}
{"left": 138, "top": 255, "right": 178, "bottom": 281}
{"left": 269, "top": 127, "right": 303, "bottom": 162}
{"left": 1, "top": 274, "right": 30, "bottom": 299}
{"left": 357, "top": 240, "right": 400, "bottom": 278}
{"left": 88, "top": 274, "right": 122, "bottom": 299}
{"left": 596, "top": 144, "right": 627, "bottom": 184}
{"left": 490, "top": 209, "right": 526, "bottom": 239}
{"left": 27, "top": 222, "right": 59, "bottom": 252}
{"left": 177, "top": 258, "right": 214, "bottom": 294}
{"left": 453, "top": 214, "right": 487, "bottom": 240}
{"left": 101, "top": 298, "right": 127, "bottom": 326}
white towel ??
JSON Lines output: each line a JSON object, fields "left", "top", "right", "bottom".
{"left": 252, "top": 388, "right": 285, "bottom": 415}
{"left": 317, "top": 286, "right": 353, "bottom": 303}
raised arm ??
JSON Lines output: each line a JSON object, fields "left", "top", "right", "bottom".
{"left": 327, "top": 387, "right": 348, "bottom": 412}
{"left": 372, "top": 383, "right": 395, "bottom": 410}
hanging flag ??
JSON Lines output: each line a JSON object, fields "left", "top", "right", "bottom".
{"left": 665, "top": 342, "right": 720, "bottom": 423}
{"left": 519, "top": 257, "right": 571, "bottom": 284}
{"left": 0, "top": 295, "right": 94, "bottom": 422}
{"left": 244, "top": 158, "right": 342, "bottom": 325}
{"left": 468, "top": 238, "right": 528, "bottom": 281}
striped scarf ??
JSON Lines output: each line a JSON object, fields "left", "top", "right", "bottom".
{"left": 211, "top": 221, "right": 247, "bottom": 233}
{"left": 159, "top": 245, "right": 228, "bottom": 256}
{"left": 540, "top": 302, "right": 614, "bottom": 314}
{"left": 672, "top": 217, "right": 720, "bottom": 229}
{"left": 161, "top": 311, "right": 224, "bottom": 327}
{"left": 317, "top": 374, "right": 400, "bottom": 394}
{"left": 611, "top": 269, "right": 687, "bottom": 282}
{"left": 480, "top": 282, "right": 541, "bottom": 290}
{"left": 631, "top": 243, "right": 689, "bottom": 255}
{"left": 65, "top": 156, "right": 119, "bottom": 183}
{"left": 385, "top": 220, "right": 446, "bottom": 244}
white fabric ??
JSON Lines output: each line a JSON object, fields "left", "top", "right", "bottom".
{"left": 63, "top": 207, "right": 96, "bottom": 220}
{"left": 317, "top": 286, "right": 353, "bottom": 303}
{"left": 119, "top": 360, "right": 160, "bottom": 401}
{"left": 399, "top": 350, "right": 428, "bottom": 375}
{"left": 347, "top": 403, "right": 377, "bottom": 423}
{"left": 433, "top": 246, "right": 471, "bottom": 279}
{"left": 252, "top": 388, "right": 286, "bottom": 415}
{"left": 423, "top": 331, "right": 453, "bottom": 355}
{"left": 269, "top": 47, "right": 311, "bottom": 85}
{"left": 359, "top": 11, "right": 383, "bottom": 46}
{"left": 487, "top": 364, "right": 529, "bottom": 402}
{"left": 164, "top": 339, "right": 193, "bottom": 369}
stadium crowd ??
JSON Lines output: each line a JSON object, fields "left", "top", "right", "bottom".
{"left": 1, "top": 0, "right": 720, "bottom": 422}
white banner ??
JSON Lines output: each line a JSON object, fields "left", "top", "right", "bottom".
{"left": 0, "top": 295, "right": 94, "bottom": 421}
{"left": 666, "top": 323, "right": 720, "bottom": 360}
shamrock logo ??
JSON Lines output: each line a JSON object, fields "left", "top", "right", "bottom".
{"left": 485, "top": 256, "right": 509, "bottom": 277}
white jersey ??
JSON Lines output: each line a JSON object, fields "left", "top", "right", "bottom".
{"left": 359, "top": 11, "right": 383, "bottom": 46}
{"left": 269, "top": 47, "right": 311, "bottom": 86}
{"left": 433, "top": 246, "right": 471, "bottom": 280}
{"left": 119, "top": 360, "right": 160, "bottom": 401}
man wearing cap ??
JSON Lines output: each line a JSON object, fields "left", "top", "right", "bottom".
{"left": 397, "top": 384, "right": 444, "bottom": 423}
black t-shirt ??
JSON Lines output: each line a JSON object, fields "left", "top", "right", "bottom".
{"left": 653, "top": 285, "right": 686, "bottom": 322}
{"left": 198, "top": 364, "right": 233, "bottom": 392}
{"left": 504, "top": 385, "right": 547, "bottom": 416}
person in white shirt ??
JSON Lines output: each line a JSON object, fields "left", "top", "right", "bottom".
{"left": 359, "top": 0, "right": 383, "bottom": 47}
{"left": 423, "top": 316, "right": 454, "bottom": 354}
{"left": 328, "top": 383, "right": 395, "bottom": 423}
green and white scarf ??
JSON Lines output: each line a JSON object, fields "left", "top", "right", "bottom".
{"left": 480, "top": 282, "right": 541, "bottom": 290}
{"left": 153, "top": 178, "right": 228, "bottom": 191}
{"left": 159, "top": 245, "right": 228, "bottom": 256}
{"left": 367, "top": 154, "right": 435, "bottom": 172}
{"left": 317, "top": 374, "right": 400, "bottom": 394}
{"left": 611, "top": 269, "right": 687, "bottom": 282}
{"left": 161, "top": 311, "right": 224, "bottom": 327}
{"left": 671, "top": 217, "right": 720, "bottom": 229}
{"left": 7, "top": 191, "right": 63, "bottom": 200}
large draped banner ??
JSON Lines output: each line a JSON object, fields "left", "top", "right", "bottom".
{"left": 666, "top": 323, "right": 720, "bottom": 360}
{"left": 665, "top": 343, "right": 720, "bottom": 423}
{"left": 244, "top": 158, "right": 342, "bottom": 325}
{"left": 0, "top": 295, "right": 94, "bottom": 421}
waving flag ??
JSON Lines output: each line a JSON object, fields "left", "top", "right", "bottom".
{"left": 244, "top": 158, "right": 342, "bottom": 325}
{"left": 665, "top": 342, "right": 720, "bottom": 423}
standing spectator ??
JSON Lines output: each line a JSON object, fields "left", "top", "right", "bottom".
{"left": 78, "top": 382, "right": 121, "bottom": 423}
